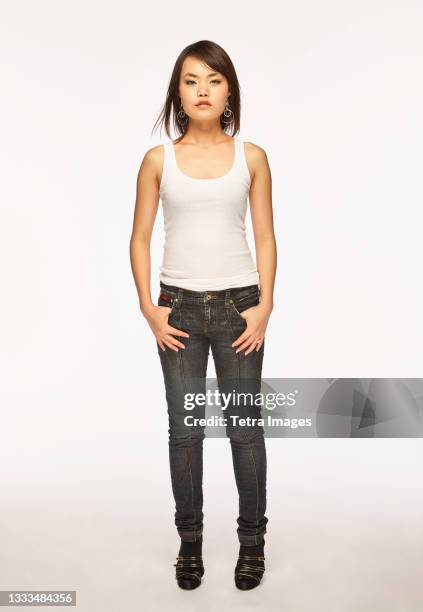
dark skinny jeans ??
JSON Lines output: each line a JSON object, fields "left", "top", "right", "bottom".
{"left": 156, "top": 281, "right": 268, "bottom": 546}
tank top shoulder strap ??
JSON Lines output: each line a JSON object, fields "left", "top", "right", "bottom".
{"left": 160, "top": 141, "right": 175, "bottom": 191}
{"left": 159, "top": 142, "right": 169, "bottom": 194}
{"left": 235, "top": 136, "right": 252, "bottom": 185}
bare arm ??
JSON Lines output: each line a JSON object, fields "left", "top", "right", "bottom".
{"left": 129, "top": 145, "right": 189, "bottom": 351}
{"left": 231, "top": 143, "right": 276, "bottom": 355}
{"left": 129, "top": 146, "right": 162, "bottom": 317}
{"left": 246, "top": 142, "right": 277, "bottom": 312}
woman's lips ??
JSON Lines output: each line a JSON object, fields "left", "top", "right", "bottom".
{"left": 196, "top": 103, "right": 211, "bottom": 107}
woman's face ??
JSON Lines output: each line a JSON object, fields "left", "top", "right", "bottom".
{"left": 178, "top": 56, "right": 230, "bottom": 123}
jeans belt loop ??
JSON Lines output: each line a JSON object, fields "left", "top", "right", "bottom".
{"left": 225, "top": 288, "right": 231, "bottom": 306}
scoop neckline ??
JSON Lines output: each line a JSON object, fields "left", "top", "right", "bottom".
{"left": 170, "top": 136, "right": 238, "bottom": 181}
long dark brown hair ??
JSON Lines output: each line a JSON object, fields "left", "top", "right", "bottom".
{"left": 152, "top": 40, "right": 241, "bottom": 141}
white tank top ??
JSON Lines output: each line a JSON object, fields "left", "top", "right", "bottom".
{"left": 158, "top": 136, "right": 260, "bottom": 291}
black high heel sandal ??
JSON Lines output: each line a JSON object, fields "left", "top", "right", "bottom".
{"left": 173, "top": 555, "right": 205, "bottom": 590}
{"left": 234, "top": 553, "right": 266, "bottom": 590}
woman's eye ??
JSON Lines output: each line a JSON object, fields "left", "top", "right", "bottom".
{"left": 184, "top": 79, "right": 222, "bottom": 85}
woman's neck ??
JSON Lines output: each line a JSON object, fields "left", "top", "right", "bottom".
{"left": 177, "top": 125, "right": 231, "bottom": 147}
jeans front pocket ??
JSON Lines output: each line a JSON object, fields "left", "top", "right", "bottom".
{"left": 229, "top": 287, "right": 260, "bottom": 320}
{"left": 158, "top": 291, "right": 180, "bottom": 317}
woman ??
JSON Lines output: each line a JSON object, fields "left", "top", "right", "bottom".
{"left": 130, "top": 40, "right": 277, "bottom": 591}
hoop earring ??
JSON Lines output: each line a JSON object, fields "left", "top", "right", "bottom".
{"left": 222, "top": 100, "right": 233, "bottom": 125}
{"left": 177, "top": 101, "right": 188, "bottom": 125}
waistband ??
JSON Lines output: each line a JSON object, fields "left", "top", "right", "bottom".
{"left": 159, "top": 281, "right": 260, "bottom": 305}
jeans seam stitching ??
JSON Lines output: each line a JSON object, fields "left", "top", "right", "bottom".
{"left": 187, "top": 446, "right": 196, "bottom": 540}
{"left": 248, "top": 440, "right": 260, "bottom": 545}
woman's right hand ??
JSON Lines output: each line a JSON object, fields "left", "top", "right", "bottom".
{"left": 144, "top": 305, "right": 189, "bottom": 352}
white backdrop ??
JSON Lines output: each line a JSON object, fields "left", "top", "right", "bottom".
{"left": 1, "top": 1, "right": 422, "bottom": 610}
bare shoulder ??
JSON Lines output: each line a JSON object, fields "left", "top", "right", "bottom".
{"left": 138, "top": 144, "right": 165, "bottom": 184}
{"left": 243, "top": 141, "right": 270, "bottom": 179}
{"left": 142, "top": 144, "right": 164, "bottom": 169}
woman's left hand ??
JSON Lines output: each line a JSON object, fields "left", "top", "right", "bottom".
{"left": 231, "top": 302, "right": 273, "bottom": 355}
